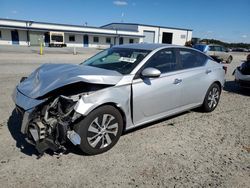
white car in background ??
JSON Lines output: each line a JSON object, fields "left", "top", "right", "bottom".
{"left": 234, "top": 55, "right": 250, "bottom": 88}
{"left": 194, "top": 44, "right": 233, "bottom": 64}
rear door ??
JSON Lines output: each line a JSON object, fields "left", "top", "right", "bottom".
{"left": 176, "top": 48, "right": 211, "bottom": 106}
{"left": 132, "top": 48, "right": 182, "bottom": 125}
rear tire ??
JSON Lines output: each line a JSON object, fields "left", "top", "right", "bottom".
{"left": 202, "top": 83, "right": 221, "bottom": 112}
{"left": 227, "top": 56, "right": 233, "bottom": 64}
{"left": 74, "top": 105, "right": 123, "bottom": 155}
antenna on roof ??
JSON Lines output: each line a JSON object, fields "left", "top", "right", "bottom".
{"left": 121, "top": 12, "right": 124, "bottom": 23}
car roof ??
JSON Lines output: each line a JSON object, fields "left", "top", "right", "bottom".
{"left": 113, "top": 43, "right": 179, "bottom": 51}
{"left": 194, "top": 43, "right": 222, "bottom": 47}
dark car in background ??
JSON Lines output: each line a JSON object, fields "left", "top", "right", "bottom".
{"left": 194, "top": 44, "right": 233, "bottom": 64}
{"left": 232, "top": 48, "right": 249, "bottom": 52}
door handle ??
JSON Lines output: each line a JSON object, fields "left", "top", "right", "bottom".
{"left": 173, "top": 78, "right": 182, "bottom": 84}
{"left": 206, "top": 70, "right": 212, "bottom": 74}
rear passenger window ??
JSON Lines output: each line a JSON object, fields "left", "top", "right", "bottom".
{"left": 208, "top": 46, "right": 215, "bottom": 51}
{"left": 144, "top": 49, "right": 178, "bottom": 73}
{"left": 179, "top": 49, "right": 208, "bottom": 69}
{"left": 209, "top": 46, "right": 221, "bottom": 51}
{"left": 214, "top": 46, "right": 221, "bottom": 51}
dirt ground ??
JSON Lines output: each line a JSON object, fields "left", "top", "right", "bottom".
{"left": 0, "top": 46, "right": 249, "bottom": 188}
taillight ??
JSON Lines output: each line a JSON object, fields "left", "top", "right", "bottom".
{"left": 223, "top": 66, "right": 227, "bottom": 74}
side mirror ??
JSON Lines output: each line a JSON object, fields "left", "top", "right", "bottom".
{"left": 141, "top": 67, "right": 161, "bottom": 78}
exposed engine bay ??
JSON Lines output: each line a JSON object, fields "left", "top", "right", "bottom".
{"left": 27, "top": 95, "right": 81, "bottom": 154}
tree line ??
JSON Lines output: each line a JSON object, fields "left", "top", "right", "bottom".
{"left": 198, "top": 39, "right": 250, "bottom": 49}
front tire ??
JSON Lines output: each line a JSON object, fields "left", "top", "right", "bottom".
{"left": 202, "top": 83, "right": 221, "bottom": 112}
{"left": 74, "top": 105, "right": 123, "bottom": 155}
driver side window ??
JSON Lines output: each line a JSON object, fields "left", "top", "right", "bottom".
{"left": 144, "top": 49, "right": 177, "bottom": 74}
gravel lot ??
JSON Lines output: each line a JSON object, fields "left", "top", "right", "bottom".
{"left": 0, "top": 46, "right": 249, "bottom": 187}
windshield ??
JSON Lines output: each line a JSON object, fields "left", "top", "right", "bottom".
{"left": 193, "top": 44, "right": 208, "bottom": 52}
{"left": 82, "top": 48, "right": 151, "bottom": 74}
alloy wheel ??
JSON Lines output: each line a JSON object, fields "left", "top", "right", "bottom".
{"left": 207, "top": 87, "right": 219, "bottom": 109}
{"left": 87, "top": 114, "right": 118, "bottom": 149}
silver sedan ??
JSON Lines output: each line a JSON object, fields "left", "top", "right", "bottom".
{"left": 12, "top": 44, "right": 225, "bottom": 155}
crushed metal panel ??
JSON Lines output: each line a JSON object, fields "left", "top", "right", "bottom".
{"left": 74, "top": 84, "right": 134, "bottom": 130}
{"left": 17, "top": 64, "right": 123, "bottom": 99}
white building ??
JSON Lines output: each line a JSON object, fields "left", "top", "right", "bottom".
{"left": 0, "top": 18, "right": 192, "bottom": 48}
{"left": 102, "top": 23, "right": 192, "bottom": 45}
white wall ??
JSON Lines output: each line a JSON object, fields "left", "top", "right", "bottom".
{"left": 88, "top": 36, "right": 138, "bottom": 48}
{"left": 88, "top": 35, "right": 112, "bottom": 49}
{"left": 0, "top": 29, "right": 28, "bottom": 45}
{"left": 187, "top": 30, "right": 192, "bottom": 42}
{"left": 137, "top": 25, "right": 192, "bottom": 45}
{"left": 65, "top": 34, "right": 114, "bottom": 48}
{"left": 138, "top": 26, "right": 160, "bottom": 43}
{"left": 0, "top": 29, "right": 12, "bottom": 45}
{"left": 0, "top": 29, "right": 140, "bottom": 48}
{"left": 18, "top": 30, "right": 28, "bottom": 45}
{"left": 64, "top": 33, "right": 84, "bottom": 47}
{"left": 159, "top": 28, "right": 192, "bottom": 45}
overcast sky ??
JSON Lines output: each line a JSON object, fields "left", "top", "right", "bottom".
{"left": 1, "top": 0, "right": 250, "bottom": 43}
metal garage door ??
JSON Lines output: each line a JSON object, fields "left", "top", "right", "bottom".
{"left": 29, "top": 32, "right": 44, "bottom": 46}
{"left": 143, "top": 31, "right": 155, "bottom": 43}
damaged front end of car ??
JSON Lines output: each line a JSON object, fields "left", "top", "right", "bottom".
{"left": 14, "top": 83, "right": 111, "bottom": 155}
{"left": 26, "top": 94, "right": 82, "bottom": 154}
{"left": 12, "top": 63, "right": 123, "bottom": 155}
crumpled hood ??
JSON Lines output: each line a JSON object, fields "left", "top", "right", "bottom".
{"left": 18, "top": 64, "right": 123, "bottom": 99}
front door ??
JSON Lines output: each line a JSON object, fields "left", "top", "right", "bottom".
{"left": 83, "top": 35, "right": 89, "bottom": 47}
{"left": 132, "top": 48, "right": 182, "bottom": 126}
{"left": 11, "top": 30, "right": 19, "bottom": 45}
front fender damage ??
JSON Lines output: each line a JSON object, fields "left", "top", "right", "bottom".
{"left": 20, "top": 82, "right": 115, "bottom": 156}
{"left": 74, "top": 85, "right": 132, "bottom": 128}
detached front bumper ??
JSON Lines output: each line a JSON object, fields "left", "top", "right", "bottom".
{"left": 12, "top": 87, "right": 45, "bottom": 111}
{"left": 12, "top": 87, "right": 45, "bottom": 134}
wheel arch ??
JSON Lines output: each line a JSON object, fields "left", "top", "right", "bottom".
{"left": 202, "top": 80, "right": 222, "bottom": 103}
{"left": 201, "top": 81, "right": 222, "bottom": 112}
{"left": 213, "top": 81, "right": 222, "bottom": 92}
